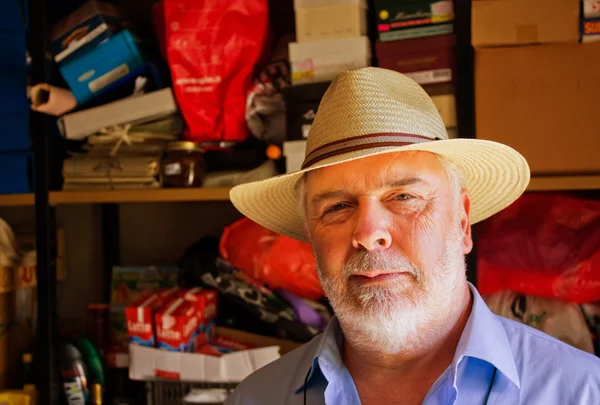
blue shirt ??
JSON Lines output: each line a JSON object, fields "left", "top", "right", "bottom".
{"left": 225, "top": 284, "right": 600, "bottom": 404}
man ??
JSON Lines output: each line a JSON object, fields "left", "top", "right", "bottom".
{"left": 226, "top": 68, "right": 600, "bottom": 404}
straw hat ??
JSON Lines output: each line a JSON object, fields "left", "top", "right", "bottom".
{"left": 230, "top": 67, "right": 530, "bottom": 241}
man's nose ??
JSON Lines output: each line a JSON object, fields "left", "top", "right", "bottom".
{"left": 351, "top": 200, "right": 392, "bottom": 251}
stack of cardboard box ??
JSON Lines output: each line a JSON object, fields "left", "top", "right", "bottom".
{"left": 284, "top": 0, "right": 371, "bottom": 172}
{"left": 288, "top": 0, "right": 370, "bottom": 86}
{"left": 472, "top": 0, "right": 600, "bottom": 176}
{"left": 374, "top": 0, "right": 458, "bottom": 137}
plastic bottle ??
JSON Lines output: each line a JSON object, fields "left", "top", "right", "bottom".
{"left": 59, "top": 343, "right": 89, "bottom": 405}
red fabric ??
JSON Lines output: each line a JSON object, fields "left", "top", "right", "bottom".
{"left": 477, "top": 193, "right": 600, "bottom": 303}
{"left": 162, "top": 0, "right": 270, "bottom": 142}
{"left": 220, "top": 218, "right": 323, "bottom": 300}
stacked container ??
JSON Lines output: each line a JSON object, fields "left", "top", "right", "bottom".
{"left": 374, "top": 0, "right": 457, "bottom": 136}
{"left": 284, "top": 0, "right": 371, "bottom": 173}
{"left": 0, "top": 0, "right": 32, "bottom": 194}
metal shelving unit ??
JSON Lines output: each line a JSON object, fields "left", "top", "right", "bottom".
{"left": 28, "top": 0, "right": 59, "bottom": 401}
{"left": 23, "top": 0, "right": 480, "bottom": 403}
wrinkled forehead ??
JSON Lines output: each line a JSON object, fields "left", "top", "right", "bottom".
{"left": 304, "top": 150, "right": 445, "bottom": 193}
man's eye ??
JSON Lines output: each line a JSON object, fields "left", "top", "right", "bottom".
{"left": 325, "top": 203, "right": 347, "bottom": 214}
{"left": 395, "top": 194, "right": 413, "bottom": 201}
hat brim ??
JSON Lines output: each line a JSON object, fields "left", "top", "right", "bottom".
{"left": 229, "top": 138, "right": 530, "bottom": 242}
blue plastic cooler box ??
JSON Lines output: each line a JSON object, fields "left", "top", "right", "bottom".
{"left": 59, "top": 29, "right": 146, "bottom": 105}
{"left": 0, "top": 151, "right": 33, "bottom": 194}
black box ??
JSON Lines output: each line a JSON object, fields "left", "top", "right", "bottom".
{"left": 283, "top": 82, "right": 331, "bottom": 142}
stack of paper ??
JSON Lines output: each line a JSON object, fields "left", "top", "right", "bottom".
{"left": 61, "top": 114, "right": 183, "bottom": 191}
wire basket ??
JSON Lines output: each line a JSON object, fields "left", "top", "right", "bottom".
{"left": 146, "top": 380, "right": 239, "bottom": 405}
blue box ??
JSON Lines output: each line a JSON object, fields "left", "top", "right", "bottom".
{"left": 0, "top": 0, "right": 25, "bottom": 30}
{"left": 0, "top": 70, "right": 29, "bottom": 113}
{"left": 0, "top": 151, "right": 32, "bottom": 194}
{"left": 0, "top": 113, "right": 29, "bottom": 152}
{"left": 51, "top": 0, "right": 129, "bottom": 63}
{"left": 0, "top": 30, "right": 27, "bottom": 68}
{"left": 59, "top": 30, "right": 146, "bottom": 105}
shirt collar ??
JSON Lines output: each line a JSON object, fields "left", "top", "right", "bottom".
{"left": 454, "top": 283, "right": 521, "bottom": 388}
{"left": 294, "top": 282, "right": 521, "bottom": 392}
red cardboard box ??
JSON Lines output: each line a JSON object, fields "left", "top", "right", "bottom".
{"left": 376, "top": 34, "right": 455, "bottom": 86}
{"left": 182, "top": 288, "right": 218, "bottom": 323}
{"left": 125, "top": 293, "right": 166, "bottom": 347}
{"left": 181, "top": 287, "right": 218, "bottom": 346}
{"left": 155, "top": 298, "right": 198, "bottom": 352}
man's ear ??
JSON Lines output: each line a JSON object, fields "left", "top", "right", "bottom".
{"left": 460, "top": 190, "right": 473, "bottom": 255}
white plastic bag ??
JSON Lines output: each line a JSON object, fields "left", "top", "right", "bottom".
{"left": 484, "top": 290, "right": 594, "bottom": 354}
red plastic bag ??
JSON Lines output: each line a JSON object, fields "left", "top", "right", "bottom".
{"left": 477, "top": 193, "right": 600, "bottom": 303}
{"left": 219, "top": 218, "right": 323, "bottom": 300}
{"left": 163, "top": 0, "right": 270, "bottom": 143}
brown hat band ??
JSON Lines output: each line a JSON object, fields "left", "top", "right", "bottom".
{"left": 301, "top": 133, "right": 439, "bottom": 170}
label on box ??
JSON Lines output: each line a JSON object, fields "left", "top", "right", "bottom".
{"left": 405, "top": 68, "right": 452, "bottom": 85}
{"left": 88, "top": 63, "right": 130, "bottom": 93}
{"left": 377, "top": 0, "right": 454, "bottom": 32}
{"left": 584, "top": 1, "right": 600, "bottom": 18}
{"left": 291, "top": 59, "right": 315, "bottom": 81}
{"left": 380, "top": 23, "right": 453, "bottom": 42}
{"left": 583, "top": 18, "right": 600, "bottom": 36}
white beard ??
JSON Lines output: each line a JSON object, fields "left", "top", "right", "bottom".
{"left": 317, "top": 223, "right": 467, "bottom": 355}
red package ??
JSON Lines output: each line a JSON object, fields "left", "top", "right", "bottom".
{"left": 195, "top": 335, "right": 254, "bottom": 357}
{"left": 220, "top": 218, "right": 323, "bottom": 300}
{"left": 477, "top": 193, "right": 600, "bottom": 303}
{"left": 125, "top": 293, "right": 165, "bottom": 347}
{"left": 181, "top": 288, "right": 218, "bottom": 346}
{"left": 162, "top": 0, "right": 270, "bottom": 143}
{"left": 155, "top": 298, "right": 198, "bottom": 352}
{"left": 182, "top": 288, "right": 218, "bottom": 323}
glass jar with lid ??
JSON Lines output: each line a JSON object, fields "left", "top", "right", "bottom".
{"left": 161, "top": 141, "right": 206, "bottom": 188}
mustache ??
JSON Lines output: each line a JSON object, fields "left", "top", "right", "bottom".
{"left": 343, "top": 250, "right": 421, "bottom": 281}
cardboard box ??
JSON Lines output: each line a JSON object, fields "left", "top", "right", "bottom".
{"left": 125, "top": 292, "right": 166, "bottom": 347}
{"left": 295, "top": 0, "right": 367, "bottom": 42}
{"left": 375, "top": 0, "right": 454, "bottom": 42}
{"left": 471, "top": 0, "right": 580, "bottom": 47}
{"left": 376, "top": 34, "right": 455, "bottom": 86}
{"left": 51, "top": 0, "right": 130, "bottom": 63}
{"left": 155, "top": 298, "right": 198, "bottom": 352}
{"left": 431, "top": 94, "right": 456, "bottom": 128}
{"left": 128, "top": 327, "right": 301, "bottom": 382}
{"left": 289, "top": 36, "right": 370, "bottom": 85}
{"left": 475, "top": 43, "right": 600, "bottom": 175}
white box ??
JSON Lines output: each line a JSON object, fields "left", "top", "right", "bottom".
{"left": 289, "top": 36, "right": 371, "bottom": 85}
{"left": 295, "top": 0, "right": 367, "bottom": 42}
{"left": 283, "top": 140, "right": 307, "bottom": 173}
{"left": 128, "top": 344, "right": 281, "bottom": 383}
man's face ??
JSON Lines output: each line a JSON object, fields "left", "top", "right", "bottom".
{"left": 303, "top": 151, "right": 473, "bottom": 352}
